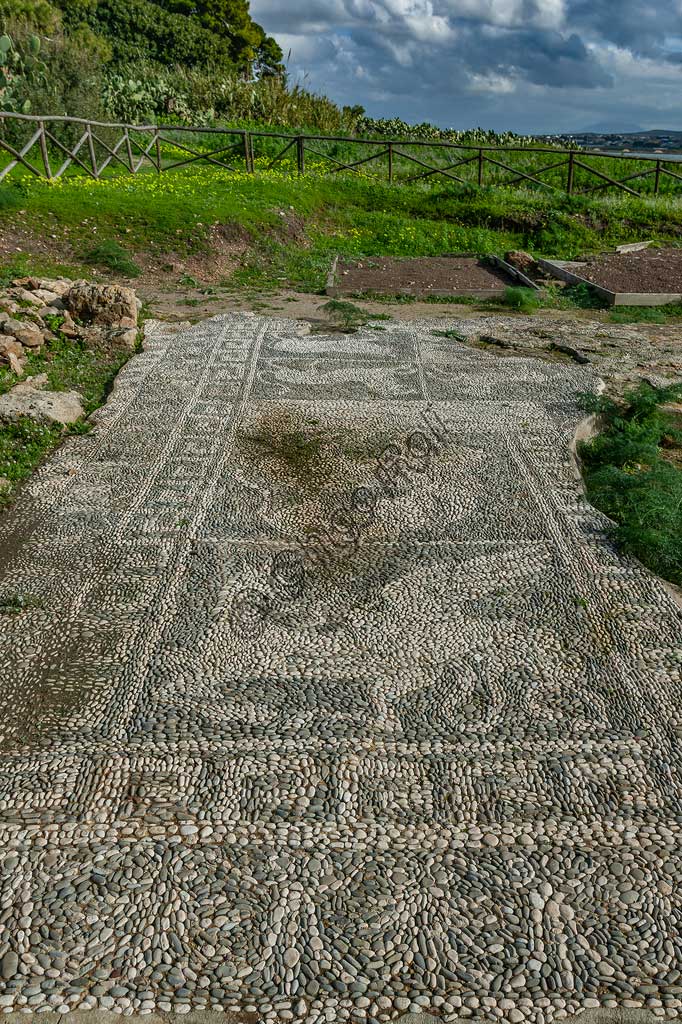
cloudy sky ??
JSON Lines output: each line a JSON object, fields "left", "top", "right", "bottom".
{"left": 250, "top": 0, "right": 682, "bottom": 134}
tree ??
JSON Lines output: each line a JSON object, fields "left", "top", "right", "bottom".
{"left": 54, "top": 0, "right": 236, "bottom": 68}
{"left": 254, "top": 34, "right": 284, "bottom": 78}
{"left": 151, "top": 0, "right": 283, "bottom": 76}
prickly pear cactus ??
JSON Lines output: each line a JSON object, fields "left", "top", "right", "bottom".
{"left": 0, "top": 33, "right": 45, "bottom": 115}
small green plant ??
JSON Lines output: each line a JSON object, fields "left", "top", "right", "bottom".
{"left": 501, "top": 286, "right": 542, "bottom": 313}
{"left": 83, "top": 240, "right": 141, "bottom": 278}
{"left": 351, "top": 292, "right": 417, "bottom": 305}
{"left": 563, "top": 283, "right": 609, "bottom": 309}
{"left": 42, "top": 313, "right": 65, "bottom": 332}
{"left": 608, "top": 303, "right": 682, "bottom": 324}
{"left": 0, "top": 592, "right": 43, "bottom": 614}
{"left": 579, "top": 382, "right": 682, "bottom": 586}
{"left": 179, "top": 273, "right": 199, "bottom": 287}
{"left": 433, "top": 328, "right": 466, "bottom": 341}
{"left": 319, "top": 299, "right": 382, "bottom": 329}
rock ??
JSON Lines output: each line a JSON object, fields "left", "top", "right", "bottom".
{"left": 7, "top": 352, "right": 23, "bottom": 375}
{"left": 37, "top": 278, "right": 71, "bottom": 297}
{"left": 12, "top": 276, "right": 41, "bottom": 289}
{"left": 10, "top": 286, "right": 44, "bottom": 307}
{"left": 59, "top": 311, "right": 80, "bottom": 338}
{"left": 505, "top": 250, "right": 537, "bottom": 273}
{"left": 0, "top": 337, "right": 26, "bottom": 367}
{"left": 31, "top": 289, "right": 60, "bottom": 305}
{"left": 1, "top": 318, "right": 43, "bottom": 349}
{"left": 0, "top": 298, "right": 19, "bottom": 316}
{"left": 107, "top": 326, "right": 138, "bottom": 351}
{"left": 1, "top": 950, "right": 19, "bottom": 979}
{"left": 0, "top": 477, "right": 10, "bottom": 493}
{"left": 65, "top": 281, "right": 138, "bottom": 327}
{"left": 0, "top": 376, "right": 84, "bottom": 426}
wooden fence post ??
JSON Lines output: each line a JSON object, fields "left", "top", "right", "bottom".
{"left": 478, "top": 148, "right": 484, "bottom": 187}
{"left": 155, "top": 130, "right": 162, "bottom": 174}
{"left": 38, "top": 121, "right": 51, "bottom": 179}
{"left": 654, "top": 159, "right": 661, "bottom": 195}
{"left": 243, "top": 131, "right": 252, "bottom": 172}
{"left": 388, "top": 142, "right": 393, "bottom": 184}
{"left": 124, "top": 128, "right": 134, "bottom": 172}
{"left": 87, "top": 124, "right": 98, "bottom": 178}
{"left": 297, "top": 136, "right": 305, "bottom": 176}
{"left": 566, "top": 151, "right": 575, "bottom": 194}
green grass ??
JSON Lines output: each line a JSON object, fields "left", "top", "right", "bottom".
{"left": 501, "top": 286, "right": 543, "bottom": 312}
{"left": 579, "top": 383, "right": 682, "bottom": 586}
{"left": 3, "top": 165, "right": 682, "bottom": 298}
{"left": 433, "top": 328, "right": 467, "bottom": 341}
{"left": 0, "top": 253, "right": 91, "bottom": 288}
{"left": 0, "top": 321, "right": 135, "bottom": 508}
{"left": 319, "top": 299, "right": 391, "bottom": 331}
{"left": 608, "top": 302, "right": 682, "bottom": 324}
{"left": 0, "top": 591, "right": 44, "bottom": 615}
{"left": 83, "top": 239, "right": 141, "bottom": 277}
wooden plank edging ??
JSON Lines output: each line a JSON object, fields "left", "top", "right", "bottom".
{"left": 537, "top": 257, "right": 682, "bottom": 307}
{"left": 488, "top": 255, "right": 541, "bottom": 290}
{"left": 325, "top": 255, "right": 340, "bottom": 296}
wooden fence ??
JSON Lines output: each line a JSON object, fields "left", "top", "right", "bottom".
{"left": 1, "top": 111, "right": 682, "bottom": 196}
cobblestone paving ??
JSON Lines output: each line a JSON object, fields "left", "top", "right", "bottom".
{"left": 0, "top": 314, "right": 681, "bottom": 1023}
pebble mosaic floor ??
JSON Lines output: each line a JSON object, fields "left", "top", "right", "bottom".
{"left": 0, "top": 314, "right": 681, "bottom": 1023}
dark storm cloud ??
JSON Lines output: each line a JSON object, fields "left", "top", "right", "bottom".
{"left": 250, "top": 0, "right": 682, "bottom": 132}
{"left": 568, "top": 0, "right": 680, "bottom": 56}
{"left": 458, "top": 26, "right": 613, "bottom": 88}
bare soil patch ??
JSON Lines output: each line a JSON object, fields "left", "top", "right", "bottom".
{"left": 578, "top": 247, "right": 682, "bottom": 293}
{"left": 334, "top": 256, "right": 514, "bottom": 297}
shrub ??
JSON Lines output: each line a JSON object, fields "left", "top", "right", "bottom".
{"left": 0, "top": 29, "right": 46, "bottom": 114}
{"left": 502, "top": 286, "right": 542, "bottom": 312}
{"left": 579, "top": 383, "right": 682, "bottom": 585}
{"left": 356, "top": 117, "right": 541, "bottom": 147}
{"left": 83, "top": 239, "right": 140, "bottom": 276}
{"left": 100, "top": 62, "right": 362, "bottom": 132}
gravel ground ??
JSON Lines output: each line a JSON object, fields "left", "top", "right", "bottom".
{"left": 0, "top": 314, "right": 681, "bottom": 1023}
{"left": 334, "top": 257, "right": 513, "bottom": 296}
{"left": 576, "top": 248, "right": 682, "bottom": 293}
{"left": 423, "top": 314, "right": 682, "bottom": 395}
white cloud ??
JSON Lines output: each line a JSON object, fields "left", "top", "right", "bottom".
{"left": 250, "top": 0, "right": 682, "bottom": 132}
{"left": 468, "top": 71, "right": 518, "bottom": 93}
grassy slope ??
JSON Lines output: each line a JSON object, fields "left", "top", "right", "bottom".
{"left": 2, "top": 164, "right": 682, "bottom": 299}
{"left": 0, "top": 319, "right": 134, "bottom": 510}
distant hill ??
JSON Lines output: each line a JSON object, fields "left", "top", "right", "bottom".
{"left": 582, "top": 122, "right": 645, "bottom": 133}
{"left": 538, "top": 128, "right": 682, "bottom": 154}
{"left": 577, "top": 128, "right": 682, "bottom": 139}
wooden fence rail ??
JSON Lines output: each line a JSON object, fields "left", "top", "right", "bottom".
{"left": 1, "top": 111, "right": 681, "bottom": 197}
